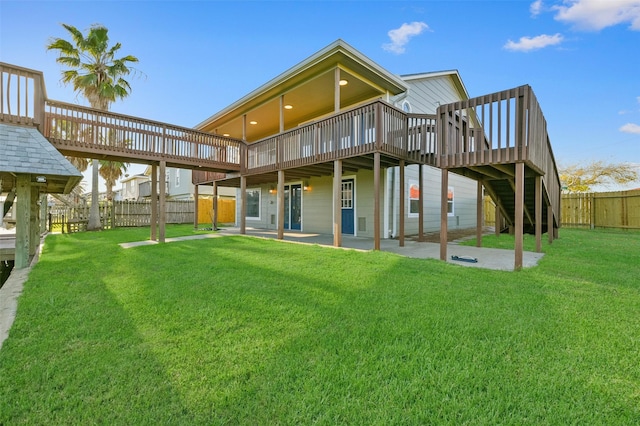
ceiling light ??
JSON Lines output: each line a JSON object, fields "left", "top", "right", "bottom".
{"left": 339, "top": 79, "right": 348, "bottom": 86}
{"left": 223, "top": 133, "right": 230, "bottom": 137}
{"left": 249, "top": 121, "right": 258, "bottom": 125}
{"left": 284, "top": 104, "right": 293, "bottom": 110}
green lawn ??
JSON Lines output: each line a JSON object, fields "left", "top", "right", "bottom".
{"left": 1, "top": 226, "right": 639, "bottom": 424}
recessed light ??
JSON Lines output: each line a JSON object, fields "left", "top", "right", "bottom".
{"left": 284, "top": 104, "right": 293, "bottom": 110}
{"left": 339, "top": 79, "right": 348, "bottom": 86}
{"left": 249, "top": 120, "right": 258, "bottom": 125}
{"left": 223, "top": 133, "right": 230, "bottom": 137}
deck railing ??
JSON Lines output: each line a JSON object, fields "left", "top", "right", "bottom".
{"left": 0, "top": 62, "right": 46, "bottom": 127}
{"left": 436, "top": 85, "right": 560, "bottom": 226}
{"left": 44, "top": 99, "right": 243, "bottom": 169}
{"left": 245, "top": 101, "right": 432, "bottom": 174}
{"left": 1, "top": 62, "right": 242, "bottom": 171}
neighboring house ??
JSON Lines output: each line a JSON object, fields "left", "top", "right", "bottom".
{"left": 194, "top": 40, "right": 478, "bottom": 238}
{"left": 120, "top": 173, "right": 150, "bottom": 201}
{"left": 165, "top": 167, "right": 236, "bottom": 201}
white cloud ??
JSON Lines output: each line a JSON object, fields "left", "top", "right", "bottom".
{"left": 504, "top": 33, "right": 564, "bottom": 52}
{"left": 530, "top": 0, "right": 544, "bottom": 17}
{"left": 620, "top": 123, "right": 640, "bottom": 134}
{"left": 553, "top": 0, "right": 640, "bottom": 31}
{"left": 382, "top": 22, "right": 430, "bottom": 54}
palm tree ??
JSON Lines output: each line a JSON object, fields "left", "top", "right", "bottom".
{"left": 99, "top": 160, "right": 128, "bottom": 201}
{"left": 47, "top": 23, "right": 138, "bottom": 230}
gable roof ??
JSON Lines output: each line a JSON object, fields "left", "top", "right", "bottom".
{"left": 400, "top": 70, "right": 470, "bottom": 100}
{"left": 195, "top": 39, "right": 409, "bottom": 141}
{"left": 0, "top": 123, "right": 83, "bottom": 194}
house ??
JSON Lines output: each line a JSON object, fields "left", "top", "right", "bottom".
{"left": 120, "top": 173, "right": 151, "bottom": 201}
{"left": 194, "top": 40, "right": 479, "bottom": 239}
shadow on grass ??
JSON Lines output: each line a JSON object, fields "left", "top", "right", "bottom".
{"left": 0, "top": 232, "right": 197, "bottom": 424}
{"left": 2, "top": 228, "right": 639, "bottom": 423}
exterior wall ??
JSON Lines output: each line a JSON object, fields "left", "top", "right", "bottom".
{"left": 393, "top": 74, "right": 463, "bottom": 114}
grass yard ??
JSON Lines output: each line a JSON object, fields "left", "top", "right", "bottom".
{"left": 1, "top": 226, "right": 639, "bottom": 424}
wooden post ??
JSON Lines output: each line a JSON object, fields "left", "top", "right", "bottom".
{"left": 15, "top": 175, "right": 30, "bottom": 269}
{"left": 535, "top": 175, "right": 542, "bottom": 253}
{"left": 240, "top": 176, "right": 246, "bottom": 234}
{"left": 334, "top": 68, "right": 341, "bottom": 113}
{"left": 29, "top": 185, "right": 39, "bottom": 256}
{"left": 333, "top": 159, "right": 342, "bottom": 247}
{"left": 495, "top": 204, "right": 501, "bottom": 237}
{"left": 213, "top": 182, "right": 218, "bottom": 230}
{"left": 418, "top": 164, "right": 424, "bottom": 241}
{"left": 476, "top": 181, "right": 483, "bottom": 247}
{"left": 548, "top": 199, "right": 554, "bottom": 244}
{"left": 150, "top": 164, "right": 157, "bottom": 241}
{"left": 374, "top": 152, "right": 381, "bottom": 251}
{"left": 514, "top": 162, "right": 525, "bottom": 270}
{"left": 159, "top": 161, "right": 166, "bottom": 243}
{"left": 277, "top": 170, "right": 285, "bottom": 239}
{"left": 399, "top": 160, "right": 405, "bottom": 247}
{"left": 193, "top": 184, "right": 199, "bottom": 229}
{"left": 440, "top": 169, "right": 448, "bottom": 261}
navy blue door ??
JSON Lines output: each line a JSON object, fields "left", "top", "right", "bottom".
{"left": 341, "top": 179, "right": 354, "bottom": 235}
{"left": 284, "top": 184, "right": 302, "bottom": 231}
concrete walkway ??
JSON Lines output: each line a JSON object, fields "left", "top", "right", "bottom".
{"left": 121, "top": 227, "right": 544, "bottom": 271}
{"left": 0, "top": 236, "right": 43, "bottom": 350}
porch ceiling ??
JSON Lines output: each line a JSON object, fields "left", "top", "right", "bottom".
{"left": 196, "top": 40, "right": 408, "bottom": 143}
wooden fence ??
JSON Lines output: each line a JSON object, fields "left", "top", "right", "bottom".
{"left": 49, "top": 200, "right": 194, "bottom": 232}
{"left": 562, "top": 190, "right": 640, "bottom": 229}
{"left": 196, "top": 198, "right": 235, "bottom": 225}
{"left": 484, "top": 190, "right": 640, "bottom": 230}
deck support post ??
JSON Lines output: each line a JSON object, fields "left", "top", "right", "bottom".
{"left": 333, "top": 159, "right": 342, "bottom": 247}
{"left": 159, "top": 161, "right": 166, "bottom": 243}
{"left": 440, "top": 168, "right": 448, "bottom": 261}
{"left": 240, "top": 176, "right": 246, "bottom": 234}
{"left": 548, "top": 198, "right": 554, "bottom": 244}
{"left": 495, "top": 204, "right": 501, "bottom": 237}
{"left": 213, "top": 182, "right": 218, "bottom": 230}
{"left": 535, "top": 175, "right": 542, "bottom": 252}
{"left": 277, "top": 170, "right": 285, "bottom": 240}
{"left": 29, "top": 186, "right": 39, "bottom": 257}
{"left": 14, "top": 175, "right": 30, "bottom": 269}
{"left": 476, "top": 180, "right": 483, "bottom": 247}
{"left": 194, "top": 184, "right": 199, "bottom": 229}
{"left": 374, "top": 152, "right": 381, "bottom": 251}
{"left": 514, "top": 162, "right": 525, "bottom": 270}
{"left": 418, "top": 165, "right": 424, "bottom": 241}
{"left": 150, "top": 164, "right": 157, "bottom": 241}
{"left": 399, "top": 160, "right": 405, "bottom": 247}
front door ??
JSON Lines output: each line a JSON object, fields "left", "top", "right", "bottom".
{"left": 341, "top": 179, "right": 354, "bottom": 235}
{"left": 284, "top": 184, "right": 302, "bottom": 231}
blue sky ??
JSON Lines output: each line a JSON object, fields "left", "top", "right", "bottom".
{"left": 1, "top": 0, "right": 639, "bottom": 190}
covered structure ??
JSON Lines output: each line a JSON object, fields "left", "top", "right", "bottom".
{"left": 1, "top": 123, "right": 82, "bottom": 268}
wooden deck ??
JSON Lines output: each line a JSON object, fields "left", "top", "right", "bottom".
{"left": 1, "top": 61, "right": 561, "bottom": 269}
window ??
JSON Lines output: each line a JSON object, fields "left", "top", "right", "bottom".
{"left": 402, "top": 100, "right": 411, "bottom": 113}
{"left": 408, "top": 179, "right": 419, "bottom": 217}
{"left": 246, "top": 188, "right": 261, "bottom": 219}
{"left": 175, "top": 170, "right": 180, "bottom": 187}
{"left": 447, "top": 187, "right": 454, "bottom": 216}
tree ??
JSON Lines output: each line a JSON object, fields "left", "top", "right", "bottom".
{"left": 560, "top": 161, "right": 639, "bottom": 192}
{"left": 99, "top": 160, "right": 128, "bottom": 201}
{"left": 47, "top": 23, "right": 138, "bottom": 230}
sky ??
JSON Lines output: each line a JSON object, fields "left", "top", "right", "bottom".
{"left": 1, "top": 0, "right": 639, "bottom": 191}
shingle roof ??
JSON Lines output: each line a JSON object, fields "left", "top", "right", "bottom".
{"left": 0, "top": 123, "right": 83, "bottom": 194}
